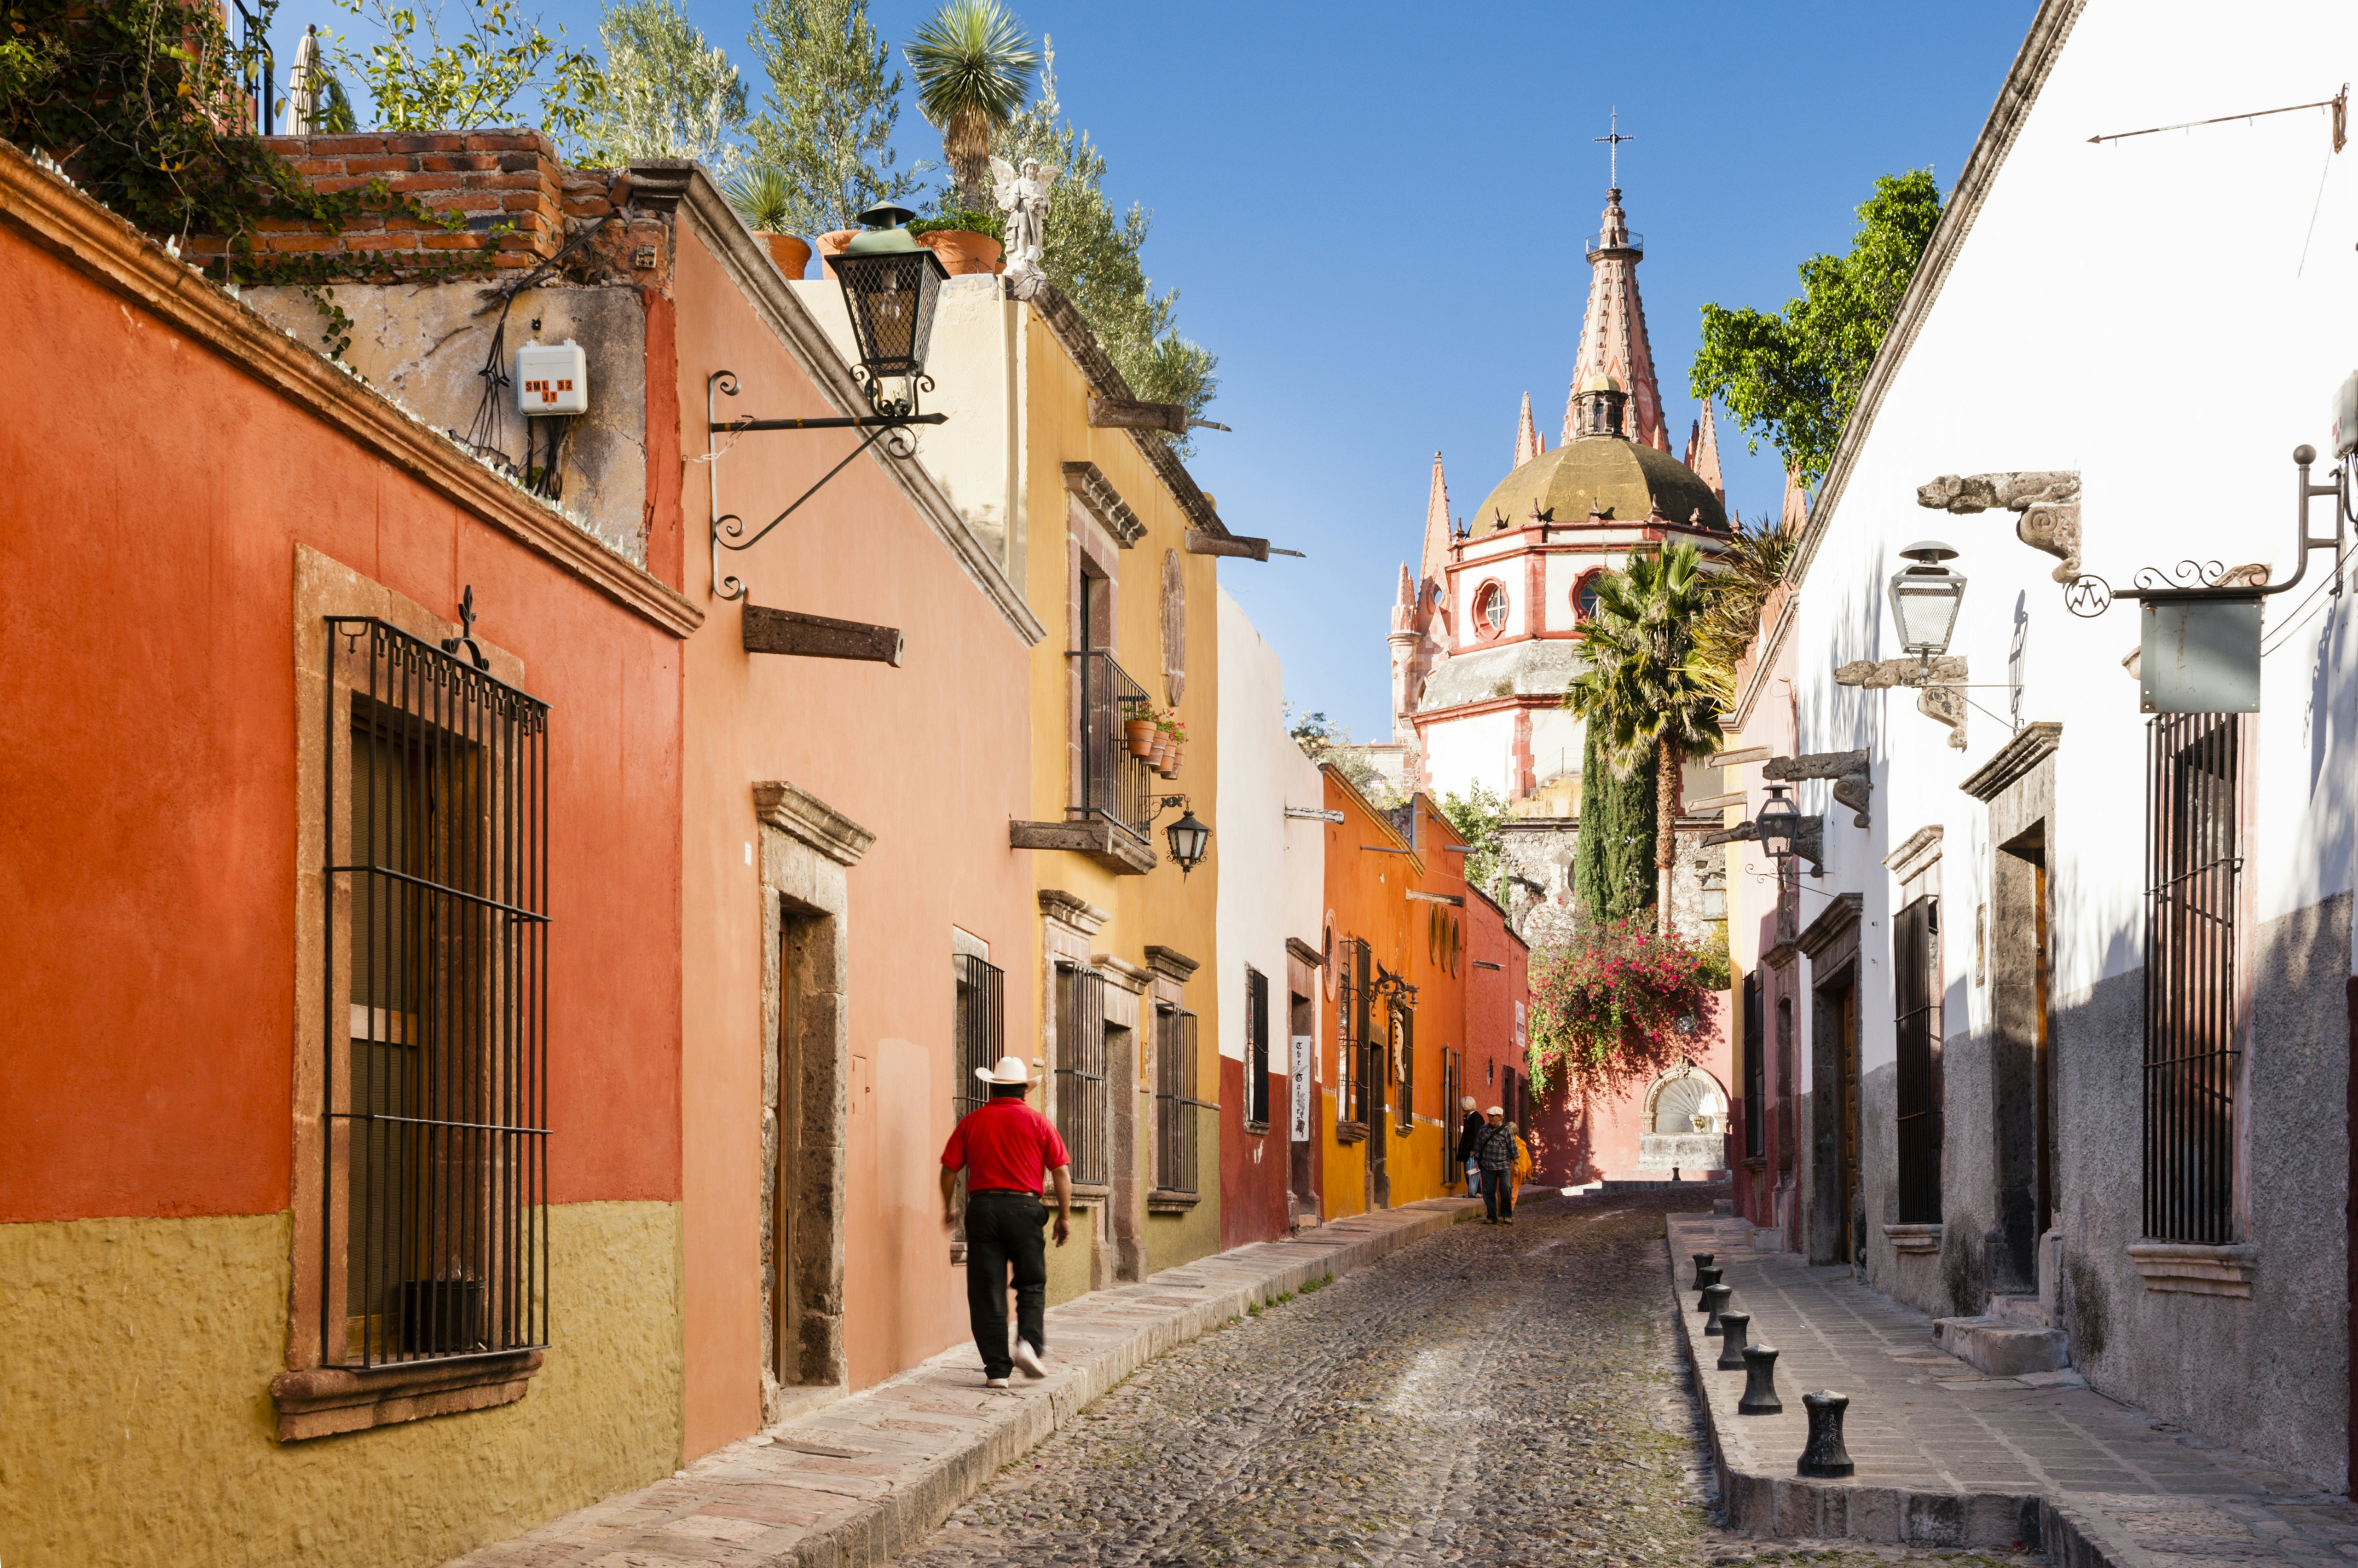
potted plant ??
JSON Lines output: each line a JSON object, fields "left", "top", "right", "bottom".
{"left": 906, "top": 0, "right": 1038, "bottom": 212}
{"left": 1122, "top": 699, "right": 1158, "bottom": 758}
{"left": 910, "top": 207, "right": 1005, "bottom": 276}
{"left": 725, "top": 167, "right": 812, "bottom": 280}
{"left": 1156, "top": 716, "right": 1186, "bottom": 777}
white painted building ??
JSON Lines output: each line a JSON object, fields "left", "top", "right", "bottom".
{"left": 1722, "top": 0, "right": 2356, "bottom": 1489}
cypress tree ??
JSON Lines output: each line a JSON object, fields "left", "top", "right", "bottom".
{"left": 1572, "top": 719, "right": 1657, "bottom": 926}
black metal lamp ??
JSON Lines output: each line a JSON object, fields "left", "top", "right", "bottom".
{"left": 1165, "top": 807, "right": 1211, "bottom": 876}
{"left": 830, "top": 202, "right": 948, "bottom": 415}
{"left": 1889, "top": 540, "right": 1966, "bottom": 673}
{"left": 1755, "top": 785, "right": 1800, "bottom": 862}
{"left": 703, "top": 203, "right": 954, "bottom": 603}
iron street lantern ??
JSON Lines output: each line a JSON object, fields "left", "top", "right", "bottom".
{"left": 1755, "top": 785, "right": 1800, "bottom": 862}
{"left": 1165, "top": 808, "right": 1212, "bottom": 876}
{"left": 1889, "top": 540, "right": 1967, "bottom": 670}
{"left": 830, "top": 202, "right": 949, "bottom": 415}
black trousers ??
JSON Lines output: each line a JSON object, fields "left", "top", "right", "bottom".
{"left": 964, "top": 1190, "right": 1048, "bottom": 1378}
{"left": 1482, "top": 1170, "right": 1515, "bottom": 1220}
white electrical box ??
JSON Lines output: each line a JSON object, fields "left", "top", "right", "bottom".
{"left": 516, "top": 338, "right": 589, "bottom": 416}
{"left": 2333, "top": 369, "right": 2358, "bottom": 458}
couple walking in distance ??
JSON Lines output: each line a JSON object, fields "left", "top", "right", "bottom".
{"left": 1456, "top": 1096, "right": 1529, "bottom": 1223}
{"left": 939, "top": 1054, "right": 1074, "bottom": 1388}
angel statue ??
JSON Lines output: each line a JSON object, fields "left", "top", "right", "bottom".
{"left": 989, "top": 156, "right": 1060, "bottom": 298}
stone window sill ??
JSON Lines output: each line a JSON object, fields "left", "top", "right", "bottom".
{"left": 1147, "top": 1187, "right": 1202, "bottom": 1212}
{"left": 2129, "top": 1241, "right": 2257, "bottom": 1298}
{"left": 1334, "top": 1120, "right": 1368, "bottom": 1145}
{"left": 1883, "top": 1222, "right": 1942, "bottom": 1255}
{"left": 269, "top": 1349, "right": 543, "bottom": 1442}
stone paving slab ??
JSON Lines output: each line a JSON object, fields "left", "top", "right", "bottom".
{"left": 1666, "top": 1212, "right": 2358, "bottom": 1567}
{"left": 444, "top": 1199, "right": 1478, "bottom": 1568}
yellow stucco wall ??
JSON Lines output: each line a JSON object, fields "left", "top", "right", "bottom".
{"left": 0, "top": 1201, "right": 682, "bottom": 1568}
{"left": 1017, "top": 306, "right": 1224, "bottom": 1287}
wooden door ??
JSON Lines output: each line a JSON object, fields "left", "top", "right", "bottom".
{"left": 1839, "top": 977, "right": 1861, "bottom": 1263}
{"left": 2034, "top": 860, "right": 2054, "bottom": 1237}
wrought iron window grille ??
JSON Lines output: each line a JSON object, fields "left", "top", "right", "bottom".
{"left": 1055, "top": 965, "right": 1109, "bottom": 1187}
{"left": 2143, "top": 711, "right": 2244, "bottom": 1245}
{"left": 951, "top": 951, "right": 1005, "bottom": 1250}
{"left": 1245, "top": 968, "right": 1270, "bottom": 1126}
{"left": 1741, "top": 977, "right": 1766, "bottom": 1162}
{"left": 322, "top": 618, "right": 549, "bottom": 1369}
{"left": 1155, "top": 1005, "right": 1208, "bottom": 1194}
{"left": 1893, "top": 896, "right": 1944, "bottom": 1223}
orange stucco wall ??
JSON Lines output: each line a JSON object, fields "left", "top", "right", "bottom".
{"left": 0, "top": 213, "right": 685, "bottom": 1229}
{"left": 668, "top": 227, "right": 1039, "bottom": 1458}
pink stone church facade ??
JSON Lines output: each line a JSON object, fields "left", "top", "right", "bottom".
{"left": 1352, "top": 178, "right": 1740, "bottom": 1188}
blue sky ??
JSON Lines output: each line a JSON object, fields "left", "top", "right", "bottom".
{"left": 282, "top": 0, "right": 2042, "bottom": 737}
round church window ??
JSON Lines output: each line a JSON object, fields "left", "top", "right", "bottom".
{"left": 1478, "top": 582, "right": 1508, "bottom": 633}
{"left": 1574, "top": 572, "right": 1602, "bottom": 622}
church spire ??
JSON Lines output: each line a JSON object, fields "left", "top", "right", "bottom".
{"left": 1514, "top": 392, "right": 1543, "bottom": 467}
{"left": 1684, "top": 399, "right": 1726, "bottom": 504}
{"left": 1563, "top": 159, "right": 1670, "bottom": 454}
{"left": 1416, "top": 451, "right": 1451, "bottom": 611}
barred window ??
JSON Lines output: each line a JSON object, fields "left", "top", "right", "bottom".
{"left": 1245, "top": 968, "right": 1271, "bottom": 1126}
{"left": 2144, "top": 712, "right": 2243, "bottom": 1244}
{"left": 1741, "top": 976, "right": 1765, "bottom": 1161}
{"left": 1893, "top": 897, "right": 1943, "bottom": 1223}
{"left": 326, "top": 619, "right": 548, "bottom": 1367}
{"left": 1055, "top": 965, "right": 1109, "bottom": 1186}
{"left": 1350, "top": 939, "right": 1373, "bottom": 1125}
{"left": 1155, "top": 1005, "right": 1205, "bottom": 1193}
{"left": 950, "top": 951, "right": 1004, "bottom": 1253}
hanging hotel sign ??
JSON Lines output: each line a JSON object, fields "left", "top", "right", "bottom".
{"left": 1290, "top": 1035, "right": 1312, "bottom": 1142}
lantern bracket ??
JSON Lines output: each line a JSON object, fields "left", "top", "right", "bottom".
{"left": 2061, "top": 446, "right": 2346, "bottom": 619}
{"left": 703, "top": 369, "right": 948, "bottom": 603}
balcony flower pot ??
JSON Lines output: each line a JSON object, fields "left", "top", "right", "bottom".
{"left": 913, "top": 229, "right": 1004, "bottom": 277}
{"left": 757, "top": 232, "right": 812, "bottom": 280}
{"left": 1126, "top": 720, "right": 1158, "bottom": 758}
{"left": 816, "top": 229, "right": 861, "bottom": 278}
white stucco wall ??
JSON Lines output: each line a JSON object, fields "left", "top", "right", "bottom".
{"left": 1216, "top": 588, "right": 1326, "bottom": 1070}
{"left": 1420, "top": 709, "right": 1519, "bottom": 801}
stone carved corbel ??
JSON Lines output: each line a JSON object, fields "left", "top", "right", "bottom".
{"left": 1915, "top": 470, "right": 2081, "bottom": 582}
{"left": 1833, "top": 656, "right": 1969, "bottom": 749}
{"left": 1763, "top": 749, "right": 1871, "bottom": 830}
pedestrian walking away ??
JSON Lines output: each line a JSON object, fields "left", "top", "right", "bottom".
{"left": 941, "top": 1054, "right": 1073, "bottom": 1387}
{"left": 1508, "top": 1119, "right": 1533, "bottom": 1194}
{"left": 1456, "top": 1095, "right": 1485, "bottom": 1198}
{"left": 1474, "top": 1105, "right": 1518, "bottom": 1223}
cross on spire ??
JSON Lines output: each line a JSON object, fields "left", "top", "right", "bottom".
{"left": 1595, "top": 109, "right": 1634, "bottom": 192}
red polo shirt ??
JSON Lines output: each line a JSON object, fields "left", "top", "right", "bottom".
{"left": 942, "top": 1098, "right": 1070, "bottom": 1193}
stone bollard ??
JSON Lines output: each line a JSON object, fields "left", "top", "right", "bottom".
{"left": 1738, "top": 1343, "right": 1783, "bottom": 1414}
{"left": 1797, "top": 1390, "right": 1855, "bottom": 1477}
{"left": 1715, "top": 1310, "right": 1751, "bottom": 1370}
{"left": 1693, "top": 1265, "right": 1722, "bottom": 1311}
{"left": 1689, "top": 1251, "right": 1716, "bottom": 1289}
{"left": 1701, "top": 1283, "right": 1733, "bottom": 1336}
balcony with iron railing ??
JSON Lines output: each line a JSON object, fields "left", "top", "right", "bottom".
{"left": 1007, "top": 650, "right": 1161, "bottom": 873}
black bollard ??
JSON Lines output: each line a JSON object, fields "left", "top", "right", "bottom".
{"left": 1692, "top": 1265, "right": 1722, "bottom": 1311}
{"left": 1797, "top": 1391, "right": 1855, "bottom": 1477}
{"left": 1689, "top": 1251, "right": 1716, "bottom": 1289}
{"left": 1701, "top": 1283, "right": 1732, "bottom": 1337}
{"left": 1715, "top": 1310, "right": 1751, "bottom": 1370}
{"left": 1738, "top": 1343, "right": 1783, "bottom": 1415}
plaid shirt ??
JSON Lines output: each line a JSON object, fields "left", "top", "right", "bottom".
{"left": 1475, "top": 1123, "right": 1517, "bottom": 1173}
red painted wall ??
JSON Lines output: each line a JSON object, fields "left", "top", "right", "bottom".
{"left": 0, "top": 218, "right": 686, "bottom": 1226}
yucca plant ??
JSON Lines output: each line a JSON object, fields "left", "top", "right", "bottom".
{"left": 1564, "top": 542, "right": 1725, "bottom": 930}
{"left": 726, "top": 163, "right": 796, "bottom": 232}
{"left": 904, "top": 0, "right": 1036, "bottom": 210}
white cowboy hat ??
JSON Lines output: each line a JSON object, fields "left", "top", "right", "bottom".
{"left": 974, "top": 1055, "right": 1042, "bottom": 1086}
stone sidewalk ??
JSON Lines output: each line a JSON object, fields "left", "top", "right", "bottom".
{"left": 445, "top": 1199, "right": 1478, "bottom": 1568}
{"left": 1667, "top": 1212, "right": 2358, "bottom": 1567}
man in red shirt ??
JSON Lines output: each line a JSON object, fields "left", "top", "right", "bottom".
{"left": 940, "top": 1054, "right": 1073, "bottom": 1387}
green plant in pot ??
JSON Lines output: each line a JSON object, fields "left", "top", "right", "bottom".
{"left": 1121, "top": 698, "right": 1158, "bottom": 759}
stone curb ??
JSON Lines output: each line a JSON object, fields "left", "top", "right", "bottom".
{"left": 447, "top": 1199, "right": 1479, "bottom": 1568}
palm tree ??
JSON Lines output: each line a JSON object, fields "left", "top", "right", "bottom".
{"left": 1566, "top": 542, "right": 1725, "bottom": 928}
{"left": 905, "top": 0, "right": 1037, "bottom": 212}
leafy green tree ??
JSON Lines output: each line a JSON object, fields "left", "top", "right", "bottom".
{"left": 580, "top": 0, "right": 745, "bottom": 173}
{"left": 904, "top": 0, "right": 1036, "bottom": 212}
{"left": 330, "top": 0, "right": 603, "bottom": 150}
{"left": 1689, "top": 169, "right": 1943, "bottom": 483}
{"left": 997, "top": 40, "right": 1217, "bottom": 444}
{"left": 744, "top": 0, "right": 919, "bottom": 235}
{"left": 1436, "top": 782, "right": 1508, "bottom": 903}
{"left": 1566, "top": 542, "right": 1723, "bottom": 928}
{"left": 1571, "top": 719, "right": 1657, "bottom": 927}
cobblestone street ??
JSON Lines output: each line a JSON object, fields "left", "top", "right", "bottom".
{"left": 899, "top": 1191, "right": 2026, "bottom": 1568}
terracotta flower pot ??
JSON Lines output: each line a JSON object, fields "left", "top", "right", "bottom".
{"left": 757, "top": 231, "right": 811, "bottom": 280}
{"left": 1125, "top": 720, "right": 1157, "bottom": 757}
{"left": 913, "top": 229, "right": 1004, "bottom": 277}
{"left": 816, "top": 229, "right": 861, "bottom": 279}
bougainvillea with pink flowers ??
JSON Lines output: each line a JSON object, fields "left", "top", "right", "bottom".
{"left": 1526, "top": 917, "right": 1721, "bottom": 1095}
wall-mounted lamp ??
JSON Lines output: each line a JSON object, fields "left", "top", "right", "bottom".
{"left": 1154, "top": 795, "right": 1212, "bottom": 876}
{"left": 1755, "top": 785, "right": 1800, "bottom": 863}
{"left": 704, "top": 202, "right": 953, "bottom": 603}
{"left": 1889, "top": 540, "right": 1966, "bottom": 675}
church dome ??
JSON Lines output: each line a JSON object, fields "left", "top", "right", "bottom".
{"left": 1474, "top": 438, "right": 1728, "bottom": 533}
